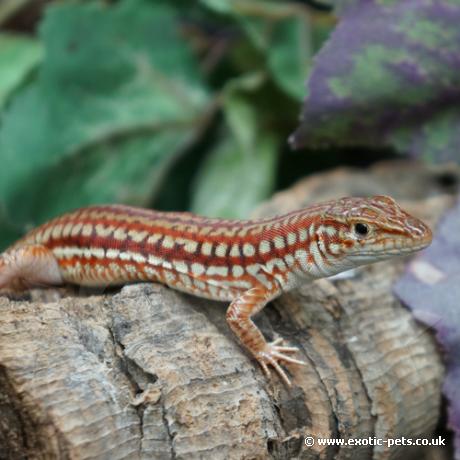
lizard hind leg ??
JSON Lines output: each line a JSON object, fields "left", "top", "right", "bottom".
{"left": 0, "top": 244, "right": 63, "bottom": 291}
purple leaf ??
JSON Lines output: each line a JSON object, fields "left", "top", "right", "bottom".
{"left": 290, "top": 0, "right": 460, "bottom": 163}
{"left": 394, "top": 198, "right": 460, "bottom": 459}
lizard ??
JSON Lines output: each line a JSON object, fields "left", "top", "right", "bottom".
{"left": 0, "top": 195, "right": 432, "bottom": 385}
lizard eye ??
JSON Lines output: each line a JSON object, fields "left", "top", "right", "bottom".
{"left": 354, "top": 223, "right": 369, "bottom": 237}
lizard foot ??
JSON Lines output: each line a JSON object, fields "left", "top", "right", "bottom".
{"left": 255, "top": 338, "right": 306, "bottom": 386}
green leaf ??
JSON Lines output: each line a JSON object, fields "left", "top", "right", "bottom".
{"left": 0, "top": 0, "right": 210, "bottom": 247}
{"left": 200, "top": 0, "right": 233, "bottom": 13}
{"left": 0, "top": 34, "right": 42, "bottom": 109}
{"left": 267, "top": 15, "right": 311, "bottom": 100}
{"left": 10, "top": 130, "right": 199, "bottom": 224}
{"left": 192, "top": 93, "right": 278, "bottom": 218}
{"left": 191, "top": 133, "right": 278, "bottom": 218}
{"left": 201, "top": 0, "right": 317, "bottom": 100}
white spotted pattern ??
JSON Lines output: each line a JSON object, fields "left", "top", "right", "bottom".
{"left": 95, "top": 224, "right": 114, "bottom": 237}
{"left": 162, "top": 236, "right": 175, "bottom": 249}
{"left": 147, "top": 234, "right": 163, "bottom": 245}
{"left": 173, "top": 260, "right": 188, "bottom": 274}
{"left": 62, "top": 223, "right": 73, "bottom": 238}
{"left": 201, "top": 242, "right": 213, "bottom": 256}
{"left": 243, "top": 243, "right": 255, "bottom": 257}
{"left": 206, "top": 265, "right": 228, "bottom": 277}
{"left": 215, "top": 243, "right": 228, "bottom": 257}
{"left": 179, "top": 273, "right": 193, "bottom": 287}
{"left": 309, "top": 241, "right": 328, "bottom": 276}
{"left": 265, "top": 258, "right": 286, "bottom": 273}
{"left": 106, "top": 248, "right": 120, "bottom": 259}
{"left": 287, "top": 232, "right": 297, "bottom": 245}
{"left": 184, "top": 240, "right": 198, "bottom": 253}
{"left": 298, "top": 228, "right": 308, "bottom": 242}
{"left": 144, "top": 266, "right": 160, "bottom": 278}
{"left": 81, "top": 224, "right": 93, "bottom": 237}
{"left": 52, "top": 224, "right": 63, "bottom": 239}
{"left": 129, "top": 229, "right": 148, "bottom": 243}
{"left": 191, "top": 262, "right": 205, "bottom": 276}
{"left": 114, "top": 228, "right": 127, "bottom": 240}
{"left": 259, "top": 240, "right": 271, "bottom": 254}
{"left": 70, "top": 223, "right": 82, "bottom": 237}
{"left": 274, "top": 236, "right": 285, "bottom": 249}
{"left": 232, "top": 265, "right": 244, "bottom": 277}
{"left": 230, "top": 244, "right": 240, "bottom": 257}
{"left": 163, "top": 270, "right": 176, "bottom": 284}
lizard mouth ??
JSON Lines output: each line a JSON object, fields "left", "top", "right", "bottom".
{"left": 382, "top": 243, "right": 431, "bottom": 255}
{"left": 381, "top": 223, "right": 433, "bottom": 255}
{"left": 349, "top": 240, "right": 432, "bottom": 258}
{"left": 347, "top": 230, "right": 433, "bottom": 259}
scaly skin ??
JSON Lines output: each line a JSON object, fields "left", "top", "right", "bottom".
{"left": 0, "top": 196, "right": 432, "bottom": 385}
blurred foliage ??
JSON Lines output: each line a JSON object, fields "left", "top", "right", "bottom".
{"left": 0, "top": 34, "right": 41, "bottom": 108}
{"left": 0, "top": 0, "right": 336, "bottom": 247}
{"left": 291, "top": 0, "right": 460, "bottom": 163}
{"left": 0, "top": 0, "right": 458, "bottom": 249}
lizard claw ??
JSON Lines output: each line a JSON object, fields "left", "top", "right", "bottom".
{"left": 256, "top": 339, "right": 306, "bottom": 386}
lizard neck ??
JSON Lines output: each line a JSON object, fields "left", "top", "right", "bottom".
{"left": 250, "top": 211, "right": 355, "bottom": 286}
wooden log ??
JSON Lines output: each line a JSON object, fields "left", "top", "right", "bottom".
{"left": 0, "top": 160, "right": 456, "bottom": 459}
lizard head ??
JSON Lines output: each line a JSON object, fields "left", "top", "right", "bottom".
{"left": 319, "top": 195, "right": 432, "bottom": 265}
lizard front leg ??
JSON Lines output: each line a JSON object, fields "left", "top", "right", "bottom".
{"left": 226, "top": 285, "right": 306, "bottom": 386}
{"left": 0, "top": 244, "right": 63, "bottom": 291}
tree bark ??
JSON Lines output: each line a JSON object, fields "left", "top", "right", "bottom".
{"left": 0, "top": 160, "right": 457, "bottom": 460}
